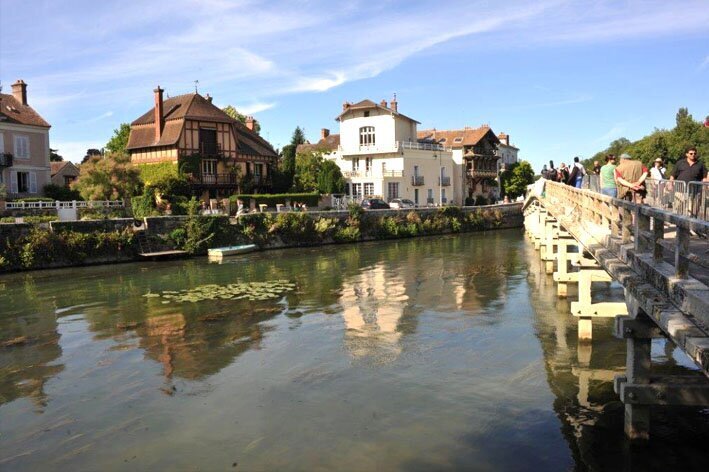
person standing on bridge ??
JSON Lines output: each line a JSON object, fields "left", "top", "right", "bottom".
{"left": 614, "top": 153, "right": 647, "bottom": 203}
{"left": 599, "top": 154, "right": 617, "bottom": 198}
{"left": 650, "top": 158, "right": 666, "bottom": 180}
{"left": 567, "top": 156, "right": 586, "bottom": 188}
{"left": 670, "top": 147, "right": 708, "bottom": 183}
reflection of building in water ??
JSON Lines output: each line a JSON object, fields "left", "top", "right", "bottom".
{"left": 341, "top": 264, "right": 409, "bottom": 360}
{"left": 0, "top": 310, "right": 63, "bottom": 410}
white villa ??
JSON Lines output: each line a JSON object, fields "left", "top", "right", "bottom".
{"left": 298, "top": 97, "right": 457, "bottom": 206}
{"left": 298, "top": 96, "right": 519, "bottom": 205}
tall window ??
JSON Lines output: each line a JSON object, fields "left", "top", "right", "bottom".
{"left": 441, "top": 188, "right": 447, "bottom": 203}
{"left": 413, "top": 165, "right": 420, "bottom": 177}
{"left": 14, "top": 136, "right": 29, "bottom": 159}
{"left": 352, "top": 158, "right": 360, "bottom": 171}
{"left": 359, "top": 127, "right": 375, "bottom": 146}
{"left": 427, "top": 188, "right": 433, "bottom": 204}
{"left": 201, "top": 159, "right": 217, "bottom": 175}
{"left": 365, "top": 157, "right": 372, "bottom": 172}
{"left": 16, "top": 171, "right": 36, "bottom": 193}
{"left": 387, "top": 182, "right": 399, "bottom": 200}
{"left": 352, "top": 183, "right": 362, "bottom": 197}
{"left": 363, "top": 183, "right": 374, "bottom": 196}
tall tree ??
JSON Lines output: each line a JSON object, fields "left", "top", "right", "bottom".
{"left": 290, "top": 126, "right": 306, "bottom": 146}
{"left": 49, "top": 148, "right": 63, "bottom": 162}
{"left": 223, "top": 105, "right": 261, "bottom": 134}
{"left": 317, "top": 159, "right": 346, "bottom": 194}
{"left": 501, "top": 161, "right": 535, "bottom": 199}
{"left": 105, "top": 123, "right": 131, "bottom": 155}
{"left": 72, "top": 152, "right": 142, "bottom": 200}
{"left": 293, "top": 151, "right": 324, "bottom": 192}
{"left": 82, "top": 148, "right": 103, "bottom": 164}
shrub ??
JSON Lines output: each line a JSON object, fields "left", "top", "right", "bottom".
{"left": 314, "top": 217, "right": 337, "bottom": 238}
{"left": 473, "top": 195, "right": 489, "bottom": 206}
{"left": 137, "top": 162, "right": 179, "bottom": 186}
{"left": 347, "top": 203, "right": 364, "bottom": 219}
{"left": 43, "top": 184, "right": 82, "bottom": 201}
{"left": 334, "top": 225, "right": 360, "bottom": 243}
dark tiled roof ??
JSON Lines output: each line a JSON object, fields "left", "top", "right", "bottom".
{"left": 417, "top": 126, "right": 499, "bottom": 148}
{"left": 130, "top": 93, "right": 232, "bottom": 125}
{"left": 0, "top": 93, "right": 51, "bottom": 128}
{"left": 337, "top": 99, "right": 420, "bottom": 124}
{"left": 233, "top": 120, "right": 278, "bottom": 158}
{"left": 296, "top": 134, "right": 340, "bottom": 154}
{"left": 50, "top": 161, "right": 80, "bottom": 176}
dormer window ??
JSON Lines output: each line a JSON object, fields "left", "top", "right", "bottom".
{"left": 453, "top": 137, "right": 463, "bottom": 144}
{"left": 359, "top": 126, "right": 375, "bottom": 146}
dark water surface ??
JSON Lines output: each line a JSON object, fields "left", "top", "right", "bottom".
{"left": 1, "top": 230, "right": 707, "bottom": 471}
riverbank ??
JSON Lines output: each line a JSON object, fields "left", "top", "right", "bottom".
{"left": 0, "top": 203, "right": 522, "bottom": 273}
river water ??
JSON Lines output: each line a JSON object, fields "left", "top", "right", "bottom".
{"left": 1, "top": 229, "right": 707, "bottom": 471}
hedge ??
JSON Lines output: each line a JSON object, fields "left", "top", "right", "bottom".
{"left": 229, "top": 193, "right": 320, "bottom": 208}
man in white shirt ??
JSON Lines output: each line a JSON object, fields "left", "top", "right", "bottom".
{"left": 650, "top": 158, "right": 666, "bottom": 180}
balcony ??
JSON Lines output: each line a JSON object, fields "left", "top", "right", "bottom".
{"left": 467, "top": 169, "right": 498, "bottom": 179}
{"left": 439, "top": 176, "right": 451, "bottom": 186}
{"left": 199, "top": 142, "right": 222, "bottom": 157}
{"left": 411, "top": 175, "right": 424, "bottom": 186}
{"left": 381, "top": 170, "right": 404, "bottom": 178}
{"left": 344, "top": 170, "right": 404, "bottom": 179}
{"left": 0, "top": 153, "right": 12, "bottom": 167}
{"left": 399, "top": 141, "right": 445, "bottom": 152}
{"left": 191, "top": 173, "right": 239, "bottom": 186}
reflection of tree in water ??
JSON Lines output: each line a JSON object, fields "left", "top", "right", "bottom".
{"left": 524, "top": 242, "right": 709, "bottom": 470}
{"left": 0, "top": 277, "right": 63, "bottom": 411}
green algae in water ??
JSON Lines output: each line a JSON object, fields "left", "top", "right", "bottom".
{"left": 145, "top": 280, "right": 297, "bottom": 304}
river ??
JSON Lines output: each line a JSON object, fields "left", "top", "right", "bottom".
{"left": 1, "top": 229, "right": 707, "bottom": 471}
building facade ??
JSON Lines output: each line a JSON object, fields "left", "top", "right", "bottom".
{"left": 417, "top": 126, "right": 502, "bottom": 202}
{"left": 0, "top": 80, "right": 51, "bottom": 199}
{"left": 50, "top": 161, "right": 80, "bottom": 188}
{"left": 299, "top": 98, "right": 458, "bottom": 206}
{"left": 126, "top": 87, "right": 278, "bottom": 199}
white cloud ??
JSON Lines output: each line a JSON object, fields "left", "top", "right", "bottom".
{"left": 594, "top": 124, "right": 626, "bottom": 144}
{"left": 233, "top": 102, "right": 276, "bottom": 115}
{"left": 700, "top": 55, "right": 709, "bottom": 70}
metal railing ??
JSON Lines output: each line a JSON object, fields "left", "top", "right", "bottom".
{"left": 194, "top": 173, "right": 239, "bottom": 185}
{"left": 4, "top": 200, "right": 125, "bottom": 210}
{"left": 399, "top": 141, "right": 445, "bottom": 152}
{"left": 199, "top": 142, "right": 222, "bottom": 156}
{"left": 439, "top": 176, "right": 451, "bottom": 186}
{"left": 687, "top": 181, "right": 709, "bottom": 220}
{"left": 411, "top": 175, "right": 424, "bottom": 186}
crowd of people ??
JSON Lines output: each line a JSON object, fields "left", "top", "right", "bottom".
{"left": 541, "top": 146, "right": 708, "bottom": 203}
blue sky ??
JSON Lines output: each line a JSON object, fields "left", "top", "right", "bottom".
{"left": 1, "top": 0, "right": 707, "bottom": 171}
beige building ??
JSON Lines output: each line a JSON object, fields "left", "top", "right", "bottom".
{"left": 50, "top": 161, "right": 80, "bottom": 188}
{"left": 299, "top": 97, "right": 458, "bottom": 206}
{"left": 0, "top": 80, "right": 51, "bottom": 198}
{"left": 126, "top": 87, "right": 278, "bottom": 199}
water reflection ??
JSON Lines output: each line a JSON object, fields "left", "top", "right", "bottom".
{"left": 524, "top": 235, "right": 709, "bottom": 470}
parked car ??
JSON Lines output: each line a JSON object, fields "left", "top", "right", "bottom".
{"left": 361, "top": 198, "right": 390, "bottom": 210}
{"left": 389, "top": 198, "right": 415, "bottom": 209}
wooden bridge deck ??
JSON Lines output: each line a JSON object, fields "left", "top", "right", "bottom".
{"left": 525, "top": 180, "right": 709, "bottom": 441}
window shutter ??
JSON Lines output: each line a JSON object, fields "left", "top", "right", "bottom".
{"left": 29, "top": 172, "right": 37, "bottom": 193}
{"left": 10, "top": 171, "right": 18, "bottom": 194}
{"left": 0, "top": 134, "right": 4, "bottom": 153}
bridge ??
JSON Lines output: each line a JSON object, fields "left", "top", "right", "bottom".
{"left": 523, "top": 179, "right": 709, "bottom": 441}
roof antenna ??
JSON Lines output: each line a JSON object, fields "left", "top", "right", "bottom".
{"left": 194, "top": 80, "right": 199, "bottom": 93}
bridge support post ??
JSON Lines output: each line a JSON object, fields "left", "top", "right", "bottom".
{"left": 557, "top": 243, "right": 568, "bottom": 297}
{"left": 571, "top": 270, "right": 628, "bottom": 340}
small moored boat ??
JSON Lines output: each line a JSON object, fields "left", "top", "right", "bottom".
{"left": 208, "top": 244, "right": 257, "bottom": 261}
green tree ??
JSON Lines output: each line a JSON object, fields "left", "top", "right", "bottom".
{"left": 72, "top": 152, "right": 142, "bottom": 200}
{"left": 49, "top": 148, "right": 63, "bottom": 162}
{"left": 293, "top": 151, "right": 323, "bottom": 192}
{"left": 501, "top": 161, "right": 535, "bottom": 199}
{"left": 105, "top": 123, "right": 131, "bottom": 155}
{"left": 291, "top": 126, "right": 306, "bottom": 147}
{"left": 223, "top": 105, "right": 261, "bottom": 134}
{"left": 279, "top": 127, "right": 307, "bottom": 191}
{"left": 82, "top": 148, "right": 103, "bottom": 164}
{"left": 317, "top": 159, "right": 346, "bottom": 193}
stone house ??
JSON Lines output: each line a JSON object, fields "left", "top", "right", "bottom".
{"left": 126, "top": 87, "right": 278, "bottom": 199}
{"left": 0, "top": 80, "right": 51, "bottom": 198}
{"left": 50, "top": 161, "right": 80, "bottom": 188}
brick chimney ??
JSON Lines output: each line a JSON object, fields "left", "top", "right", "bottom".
{"left": 154, "top": 86, "right": 164, "bottom": 142}
{"left": 12, "top": 80, "right": 28, "bottom": 106}
{"left": 245, "top": 116, "right": 256, "bottom": 131}
{"left": 342, "top": 102, "right": 350, "bottom": 111}
{"left": 321, "top": 128, "right": 330, "bottom": 140}
{"left": 390, "top": 93, "right": 398, "bottom": 113}
{"left": 499, "top": 133, "right": 509, "bottom": 146}
{"left": 380, "top": 99, "right": 387, "bottom": 108}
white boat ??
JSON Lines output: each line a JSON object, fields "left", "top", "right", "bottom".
{"left": 208, "top": 244, "right": 257, "bottom": 261}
